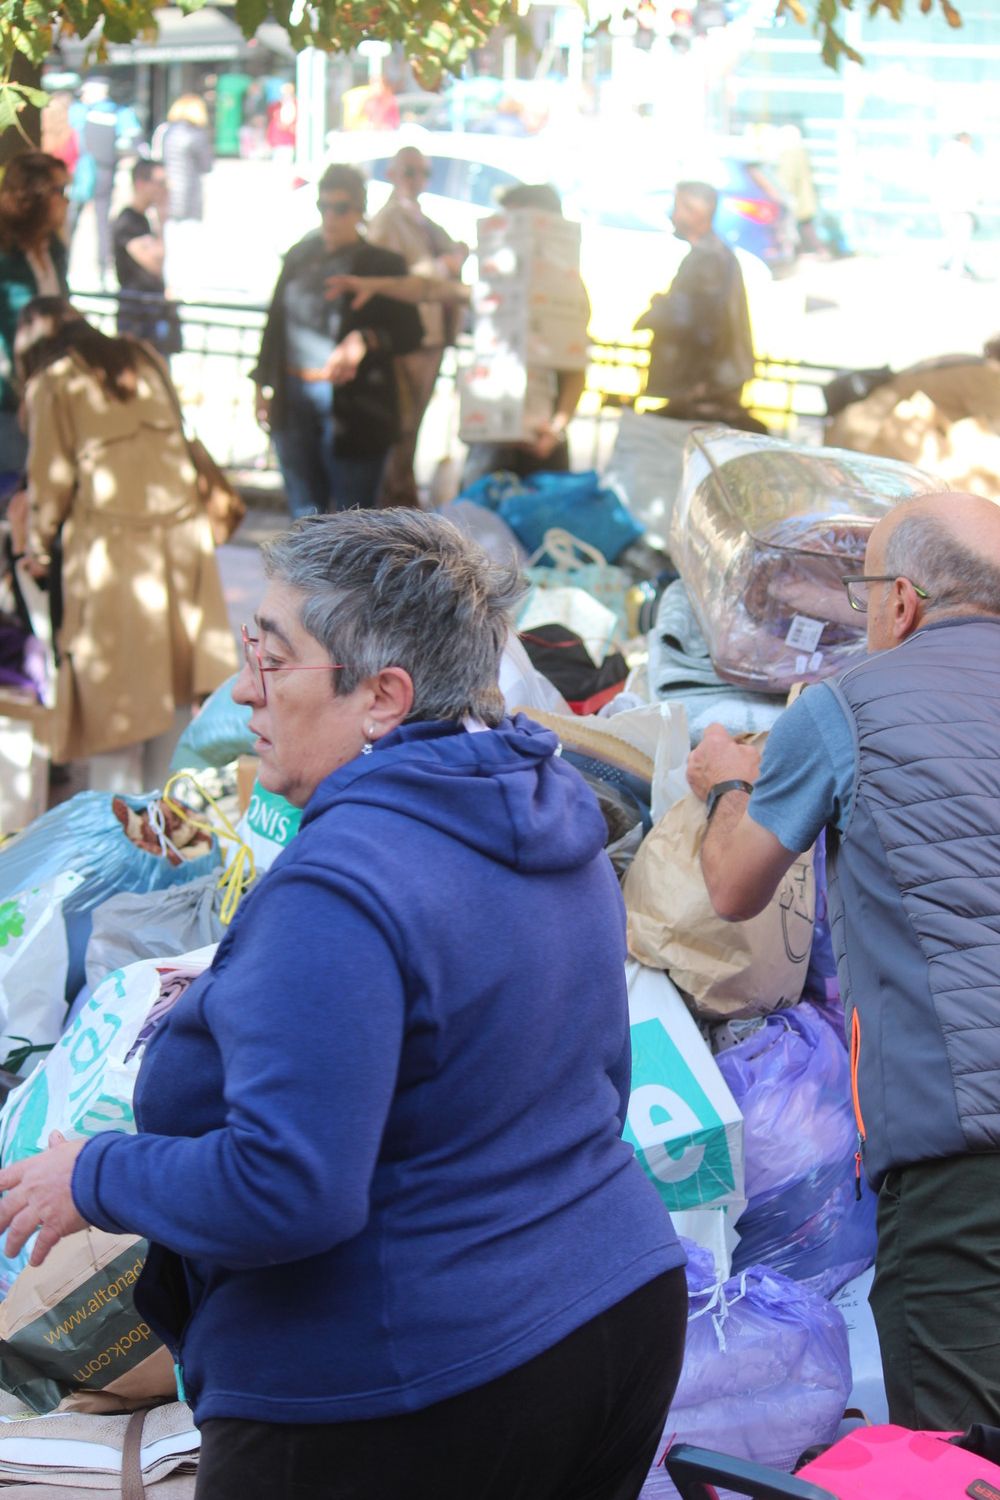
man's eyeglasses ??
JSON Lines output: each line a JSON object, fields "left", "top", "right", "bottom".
{"left": 841, "top": 575, "right": 931, "bottom": 613}
{"left": 241, "top": 625, "right": 345, "bottom": 703}
{"left": 318, "top": 197, "right": 356, "bottom": 217}
{"left": 401, "top": 164, "right": 428, "bottom": 180}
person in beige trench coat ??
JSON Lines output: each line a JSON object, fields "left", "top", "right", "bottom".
{"left": 15, "top": 297, "right": 237, "bottom": 790}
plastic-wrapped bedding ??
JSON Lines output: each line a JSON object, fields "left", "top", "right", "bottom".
{"left": 669, "top": 428, "right": 940, "bottom": 694}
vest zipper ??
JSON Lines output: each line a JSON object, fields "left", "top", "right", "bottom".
{"left": 850, "top": 1008, "right": 867, "bottom": 1199}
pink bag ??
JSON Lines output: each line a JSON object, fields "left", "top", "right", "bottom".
{"left": 798, "top": 1425, "right": 1000, "bottom": 1497}
{"left": 666, "top": 1425, "right": 1000, "bottom": 1498}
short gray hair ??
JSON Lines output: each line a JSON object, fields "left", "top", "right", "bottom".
{"left": 262, "top": 509, "right": 524, "bottom": 726}
{"left": 884, "top": 507, "right": 1000, "bottom": 615}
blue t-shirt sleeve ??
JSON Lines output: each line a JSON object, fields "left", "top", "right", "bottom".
{"left": 747, "top": 683, "right": 857, "bottom": 853}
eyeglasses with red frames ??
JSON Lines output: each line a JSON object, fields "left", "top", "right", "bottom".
{"left": 241, "top": 624, "right": 345, "bottom": 703}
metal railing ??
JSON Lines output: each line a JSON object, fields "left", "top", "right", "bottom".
{"left": 72, "top": 293, "right": 839, "bottom": 486}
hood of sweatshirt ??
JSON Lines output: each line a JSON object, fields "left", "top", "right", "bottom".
{"left": 300, "top": 714, "right": 608, "bottom": 876}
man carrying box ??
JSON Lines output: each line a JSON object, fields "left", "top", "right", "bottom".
{"left": 460, "top": 184, "right": 590, "bottom": 487}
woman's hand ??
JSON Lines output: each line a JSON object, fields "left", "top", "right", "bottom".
{"left": 6, "top": 489, "right": 28, "bottom": 555}
{"left": 0, "top": 1131, "right": 88, "bottom": 1266}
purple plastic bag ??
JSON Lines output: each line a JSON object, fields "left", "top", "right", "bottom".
{"left": 640, "top": 1264, "right": 852, "bottom": 1499}
{"left": 717, "top": 1001, "right": 877, "bottom": 1297}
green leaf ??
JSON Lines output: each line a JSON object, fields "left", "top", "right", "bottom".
{"left": 9, "top": 79, "right": 46, "bottom": 103}
{"left": 234, "top": 0, "right": 268, "bottom": 37}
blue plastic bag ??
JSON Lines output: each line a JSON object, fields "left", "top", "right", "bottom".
{"left": 639, "top": 1265, "right": 852, "bottom": 1498}
{"left": 0, "top": 792, "right": 219, "bottom": 1000}
{"left": 717, "top": 1001, "right": 877, "bottom": 1298}
{"left": 459, "top": 470, "right": 645, "bottom": 562}
{"left": 170, "top": 673, "right": 254, "bottom": 772}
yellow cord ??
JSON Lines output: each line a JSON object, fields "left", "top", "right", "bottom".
{"left": 161, "top": 771, "right": 256, "bottom": 926}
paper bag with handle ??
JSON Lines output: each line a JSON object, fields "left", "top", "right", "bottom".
{"left": 0, "top": 1227, "right": 174, "bottom": 1415}
{"left": 623, "top": 778, "right": 815, "bottom": 1021}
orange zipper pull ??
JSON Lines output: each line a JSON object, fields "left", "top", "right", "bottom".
{"left": 854, "top": 1133, "right": 863, "bottom": 1201}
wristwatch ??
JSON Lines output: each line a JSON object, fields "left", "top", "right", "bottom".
{"left": 705, "top": 779, "right": 754, "bottom": 822}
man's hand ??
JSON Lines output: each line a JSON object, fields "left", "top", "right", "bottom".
{"left": 324, "top": 330, "right": 367, "bottom": 387}
{"left": 686, "top": 723, "right": 762, "bottom": 802}
{"left": 325, "top": 273, "right": 376, "bottom": 310}
{"left": 523, "top": 420, "right": 565, "bottom": 462}
{"left": 0, "top": 1132, "right": 88, "bottom": 1266}
{"left": 254, "top": 388, "right": 273, "bottom": 432}
{"left": 440, "top": 244, "right": 468, "bottom": 276}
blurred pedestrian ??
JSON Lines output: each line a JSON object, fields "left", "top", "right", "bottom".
{"left": 934, "top": 131, "right": 980, "bottom": 278}
{"left": 460, "top": 183, "right": 590, "bottom": 489}
{"left": 113, "top": 159, "right": 182, "bottom": 361}
{"left": 362, "top": 77, "right": 400, "bottom": 131}
{"left": 13, "top": 297, "right": 237, "bottom": 792}
{"left": 40, "top": 92, "right": 80, "bottom": 179}
{"left": 66, "top": 78, "right": 122, "bottom": 287}
{"left": 266, "top": 81, "right": 298, "bottom": 172}
{"left": 0, "top": 153, "right": 70, "bottom": 477}
{"left": 634, "top": 180, "right": 757, "bottom": 428}
{"left": 776, "top": 124, "right": 826, "bottom": 256}
{"left": 368, "top": 147, "right": 467, "bottom": 507}
{"left": 161, "top": 94, "right": 213, "bottom": 298}
{"left": 251, "top": 164, "right": 422, "bottom": 517}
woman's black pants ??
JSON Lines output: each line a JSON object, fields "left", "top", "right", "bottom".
{"left": 195, "top": 1266, "right": 688, "bottom": 1500}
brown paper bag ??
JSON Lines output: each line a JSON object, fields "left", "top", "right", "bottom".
{"left": 624, "top": 791, "right": 815, "bottom": 1020}
{"left": 0, "top": 1228, "right": 174, "bottom": 1415}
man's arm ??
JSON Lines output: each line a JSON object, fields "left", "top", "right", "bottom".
{"left": 123, "top": 233, "right": 164, "bottom": 277}
{"left": 686, "top": 724, "right": 800, "bottom": 921}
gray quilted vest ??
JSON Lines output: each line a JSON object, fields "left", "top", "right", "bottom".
{"left": 825, "top": 616, "right": 1000, "bottom": 1189}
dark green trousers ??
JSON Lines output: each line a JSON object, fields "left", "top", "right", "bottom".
{"left": 870, "top": 1152, "right": 1000, "bottom": 1430}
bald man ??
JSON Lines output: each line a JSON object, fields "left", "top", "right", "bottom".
{"left": 367, "top": 148, "right": 467, "bottom": 507}
{"left": 687, "top": 492, "right": 1000, "bottom": 1430}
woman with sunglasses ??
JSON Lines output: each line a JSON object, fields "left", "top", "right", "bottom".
{"left": 0, "top": 509, "right": 688, "bottom": 1500}
{"left": 0, "top": 152, "right": 71, "bottom": 475}
{"left": 251, "top": 164, "right": 422, "bottom": 518}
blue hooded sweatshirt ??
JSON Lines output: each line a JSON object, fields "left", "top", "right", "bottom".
{"left": 72, "top": 716, "right": 682, "bottom": 1424}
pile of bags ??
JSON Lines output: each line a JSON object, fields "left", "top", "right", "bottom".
{"left": 0, "top": 423, "right": 947, "bottom": 1487}
{"left": 443, "top": 429, "right": 947, "bottom": 1488}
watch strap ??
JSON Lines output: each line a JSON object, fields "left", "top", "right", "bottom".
{"left": 705, "top": 778, "right": 754, "bottom": 821}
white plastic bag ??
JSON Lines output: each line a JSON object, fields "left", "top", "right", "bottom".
{"left": 0, "top": 944, "right": 215, "bottom": 1296}
{"left": 0, "top": 944, "right": 217, "bottom": 1169}
{"left": 0, "top": 873, "right": 83, "bottom": 1076}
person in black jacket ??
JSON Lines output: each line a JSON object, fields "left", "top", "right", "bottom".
{"left": 252, "top": 165, "right": 422, "bottom": 516}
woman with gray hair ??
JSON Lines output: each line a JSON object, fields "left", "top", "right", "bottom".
{"left": 0, "top": 508, "right": 687, "bottom": 1500}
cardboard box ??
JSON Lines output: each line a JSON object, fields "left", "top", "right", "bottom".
{"left": 622, "top": 961, "right": 745, "bottom": 1215}
{"left": 458, "top": 360, "right": 554, "bottom": 444}
{"left": 476, "top": 209, "right": 581, "bottom": 274}
{"left": 471, "top": 307, "right": 590, "bottom": 371}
